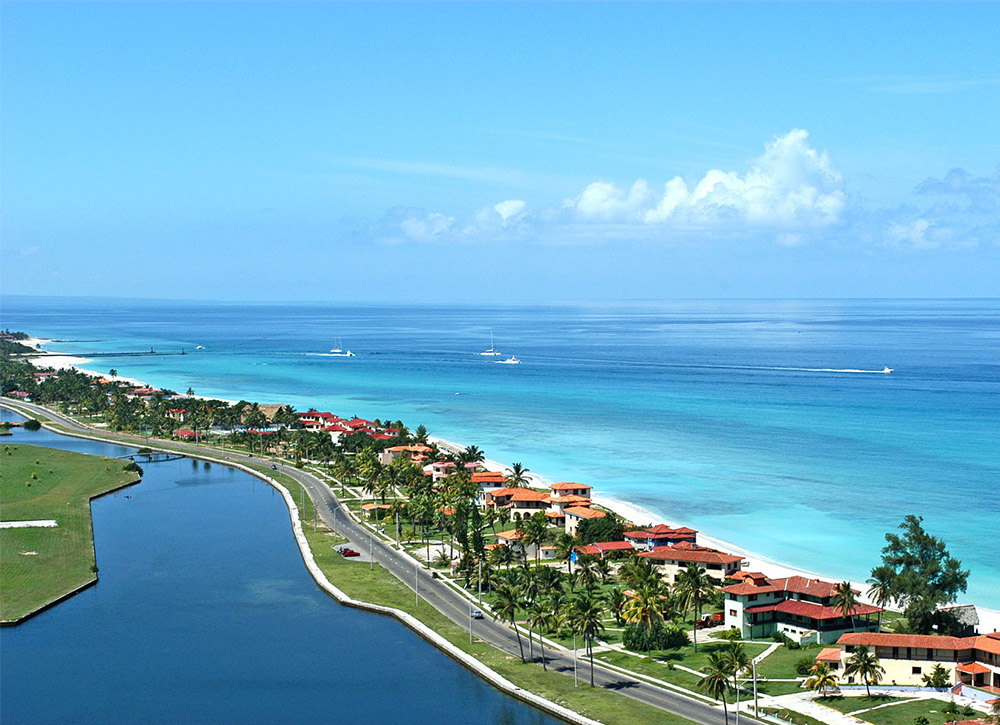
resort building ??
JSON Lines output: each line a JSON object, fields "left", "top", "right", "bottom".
{"left": 721, "top": 575, "right": 882, "bottom": 644}
{"left": 639, "top": 542, "right": 744, "bottom": 584}
{"left": 827, "top": 631, "right": 1000, "bottom": 691}
{"left": 574, "top": 541, "right": 636, "bottom": 559}
{"left": 624, "top": 524, "right": 698, "bottom": 550}
{"left": 564, "top": 506, "right": 606, "bottom": 536}
{"left": 549, "top": 482, "right": 593, "bottom": 499}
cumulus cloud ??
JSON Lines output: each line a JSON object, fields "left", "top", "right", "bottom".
{"left": 493, "top": 199, "right": 526, "bottom": 224}
{"left": 564, "top": 129, "right": 846, "bottom": 229}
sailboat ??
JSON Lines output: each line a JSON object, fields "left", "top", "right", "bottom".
{"left": 479, "top": 332, "right": 502, "bottom": 356}
{"left": 496, "top": 356, "right": 520, "bottom": 365}
{"left": 328, "top": 338, "right": 355, "bottom": 357}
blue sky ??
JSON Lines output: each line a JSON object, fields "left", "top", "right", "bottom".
{"left": 2, "top": 2, "right": 998, "bottom": 301}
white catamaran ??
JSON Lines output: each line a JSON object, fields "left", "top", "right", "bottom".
{"left": 479, "top": 332, "right": 502, "bottom": 356}
{"left": 329, "top": 338, "right": 355, "bottom": 357}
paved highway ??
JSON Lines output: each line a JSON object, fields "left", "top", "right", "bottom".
{"left": 3, "top": 398, "right": 760, "bottom": 725}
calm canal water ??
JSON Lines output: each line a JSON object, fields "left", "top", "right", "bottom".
{"left": 0, "top": 412, "right": 558, "bottom": 724}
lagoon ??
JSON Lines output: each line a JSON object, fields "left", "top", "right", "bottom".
{"left": 0, "top": 415, "right": 556, "bottom": 725}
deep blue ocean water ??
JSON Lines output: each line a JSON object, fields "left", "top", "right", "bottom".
{"left": 0, "top": 417, "right": 557, "bottom": 724}
{"left": 2, "top": 296, "right": 998, "bottom": 608}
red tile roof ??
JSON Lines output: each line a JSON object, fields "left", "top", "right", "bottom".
{"left": 509, "top": 489, "right": 550, "bottom": 502}
{"left": 565, "top": 506, "right": 606, "bottom": 519}
{"left": 747, "top": 600, "right": 881, "bottom": 621}
{"left": 816, "top": 647, "right": 842, "bottom": 662}
{"left": 550, "top": 481, "right": 593, "bottom": 491}
{"left": 837, "top": 633, "right": 966, "bottom": 650}
{"left": 471, "top": 471, "right": 507, "bottom": 483}
{"left": 545, "top": 511, "right": 566, "bottom": 519}
{"left": 722, "top": 575, "right": 855, "bottom": 599}
{"left": 496, "top": 529, "right": 523, "bottom": 541}
{"left": 640, "top": 545, "right": 743, "bottom": 566}
{"left": 957, "top": 662, "right": 991, "bottom": 675}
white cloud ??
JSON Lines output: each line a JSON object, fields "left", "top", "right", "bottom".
{"left": 493, "top": 199, "right": 526, "bottom": 224}
{"left": 399, "top": 212, "right": 454, "bottom": 242}
{"left": 564, "top": 129, "right": 846, "bottom": 229}
{"left": 886, "top": 218, "right": 936, "bottom": 248}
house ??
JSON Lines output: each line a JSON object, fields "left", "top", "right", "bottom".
{"left": 830, "top": 631, "right": 1000, "bottom": 690}
{"left": 426, "top": 460, "right": 457, "bottom": 482}
{"left": 624, "top": 524, "right": 698, "bottom": 550}
{"left": 471, "top": 471, "right": 508, "bottom": 488}
{"left": 546, "top": 494, "right": 592, "bottom": 514}
{"left": 574, "top": 541, "right": 636, "bottom": 559}
{"left": 378, "top": 444, "right": 434, "bottom": 466}
{"left": 564, "top": 506, "right": 606, "bottom": 536}
{"left": 361, "top": 503, "right": 393, "bottom": 519}
{"left": 165, "top": 408, "right": 187, "bottom": 422}
{"left": 173, "top": 429, "right": 195, "bottom": 439}
{"left": 940, "top": 605, "right": 981, "bottom": 637}
{"left": 721, "top": 575, "right": 881, "bottom": 644}
{"left": 298, "top": 411, "right": 341, "bottom": 430}
{"left": 640, "top": 542, "right": 744, "bottom": 585}
{"left": 549, "top": 481, "right": 593, "bottom": 499}
{"left": 495, "top": 529, "right": 526, "bottom": 555}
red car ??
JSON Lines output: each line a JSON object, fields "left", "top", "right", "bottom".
{"left": 340, "top": 548, "right": 361, "bottom": 557}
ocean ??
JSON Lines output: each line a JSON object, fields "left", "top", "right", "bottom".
{"left": 3, "top": 296, "right": 998, "bottom": 608}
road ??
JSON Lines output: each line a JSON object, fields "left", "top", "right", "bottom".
{"left": 2, "top": 398, "right": 759, "bottom": 725}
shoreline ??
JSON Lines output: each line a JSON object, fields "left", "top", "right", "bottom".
{"left": 21, "top": 338, "right": 1000, "bottom": 634}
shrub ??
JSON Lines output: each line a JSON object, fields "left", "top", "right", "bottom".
{"left": 795, "top": 655, "right": 817, "bottom": 675}
{"left": 23, "top": 419, "right": 42, "bottom": 431}
{"left": 716, "top": 627, "right": 743, "bottom": 641}
{"left": 623, "top": 621, "right": 689, "bottom": 652}
{"left": 123, "top": 461, "right": 144, "bottom": 476}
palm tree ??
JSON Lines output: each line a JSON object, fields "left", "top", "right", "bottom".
{"left": 569, "top": 592, "right": 605, "bottom": 687}
{"left": 490, "top": 543, "right": 515, "bottom": 573}
{"left": 606, "top": 587, "right": 626, "bottom": 625}
{"left": 506, "top": 462, "right": 531, "bottom": 487}
{"left": 675, "top": 564, "right": 715, "bottom": 652}
{"left": 459, "top": 445, "right": 484, "bottom": 464}
{"left": 833, "top": 581, "right": 860, "bottom": 632}
{"left": 528, "top": 602, "right": 554, "bottom": 670}
{"left": 725, "top": 641, "right": 752, "bottom": 692}
{"left": 804, "top": 662, "right": 840, "bottom": 698}
{"left": 867, "top": 565, "right": 894, "bottom": 630}
{"left": 554, "top": 532, "right": 578, "bottom": 574}
{"left": 575, "top": 553, "right": 600, "bottom": 592}
{"left": 699, "top": 651, "right": 734, "bottom": 725}
{"left": 518, "top": 512, "right": 550, "bottom": 563}
{"left": 843, "top": 645, "right": 884, "bottom": 697}
{"left": 493, "top": 582, "right": 525, "bottom": 662}
{"left": 622, "top": 583, "right": 666, "bottom": 658}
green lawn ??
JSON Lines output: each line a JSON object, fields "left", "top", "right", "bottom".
{"left": 762, "top": 706, "right": 830, "bottom": 725}
{"left": 851, "top": 699, "right": 966, "bottom": 725}
{"left": 755, "top": 680, "right": 805, "bottom": 696}
{"left": 596, "top": 649, "right": 709, "bottom": 693}
{"left": 652, "top": 640, "right": 769, "bottom": 673}
{"left": 816, "top": 696, "right": 909, "bottom": 715}
{"left": 1, "top": 443, "right": 139, "bottom": 622}
{"left": 756, "top": 644, "right": 820, "bottom": 679}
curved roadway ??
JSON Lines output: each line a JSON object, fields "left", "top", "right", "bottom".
{"left": 2, "top": 398, "right": 759, "bottom": 725}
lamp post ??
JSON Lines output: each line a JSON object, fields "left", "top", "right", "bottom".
{"left": 415, "top": 562, "right": 419, "bottom": 607}
{"left": 753, "top": 660, "right": 759, "bottom": 717}
{"left": 574, "top": 633, "right": 578, "bottom": 687}
{"left": 370, "top": 531, "right": 374, "bottom": 571}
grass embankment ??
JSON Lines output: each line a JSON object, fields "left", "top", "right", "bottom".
{"left": 0, "top": 443, "right": 139, "bottom": 622}
{"left": 762, "top": 707, "right": 829, "bottom": 725}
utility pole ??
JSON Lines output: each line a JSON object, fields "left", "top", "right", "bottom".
{"left": 415, "top": 562, "right": 419, "bottom": 607}
{"left": 753, "top": 660, "right": 759, "bottom": 717}
{"left": 574, "top": 633, "right": 578, "bottom": 687}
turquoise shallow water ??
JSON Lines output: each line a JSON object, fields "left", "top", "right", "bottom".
{"left": 3, "top": 296, "right": 998, "bottom": 607}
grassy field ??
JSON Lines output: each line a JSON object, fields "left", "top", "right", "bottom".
{"left": 756, "top": 644, "right": 819, "bottom": 679}
{"left": 762, "top": 706, "right": 829, "bottom": 725}
{"left": 815, "top": 696, "right": 910, "bottom": 715}
{"left": 846, "top": 698, "right": 967, "bottom": 725}
{"left": 0, "top": 443, "right": 139, "bottom": 622}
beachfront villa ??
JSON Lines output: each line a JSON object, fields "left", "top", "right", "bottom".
{"left": 575, "top": 541, "right": 637, "bottom": 559}
{"left": 624, "top": 524, "right": 698, "bottom": 550}
{"left": 639, "top": 542, "right": 744, "bottom": 584}
{"left": 821, "top": 631, "right": 1000, "bottom": 693}
{"left": 721, "top": 574, "right": 882, "bottom": 644}
{"left": 564, "top": 506, "right": 606, "bottom": 536}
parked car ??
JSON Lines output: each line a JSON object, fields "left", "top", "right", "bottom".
{"left": 340, "top": 548, "right": 361, "bottom": 557}
{"left": 471, "top": 609, "right": 484, "bottom": 619}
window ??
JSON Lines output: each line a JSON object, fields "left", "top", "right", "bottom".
{"left": 912, "top": 667, "right": 922, "bottom": 675}
{"left": 729, "top": 609, "right": 737, "bottom": 617}
{"left": 748, "top": 594, "right": 758, "bottom": 601}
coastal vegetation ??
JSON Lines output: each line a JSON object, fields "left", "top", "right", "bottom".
{"left": 872, "top": 515, "right": 970, "bottom": 635}
{"left": 0, "top": 443, "right": 140, "bottom": 622}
